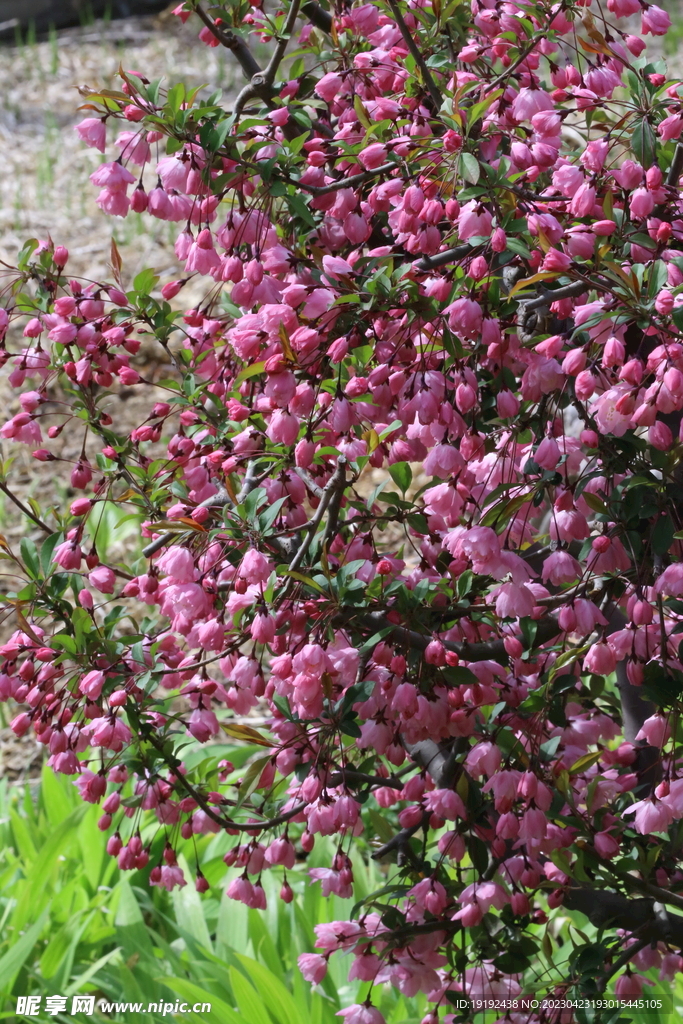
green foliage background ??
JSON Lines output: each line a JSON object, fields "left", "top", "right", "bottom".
{"left": 0, "top": 767, "right": 429, "bottom": 1023}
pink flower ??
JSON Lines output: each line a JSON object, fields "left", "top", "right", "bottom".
{"left": 580, "top": 139, "right": 609, "bottom": 172}
{"left": 594, "top": 830, "right": 620, "bottom": 858}
{"left": 197, "top": 619, "right": 225, "bottom": 652}
{"left": 465, "top": 741, "right": 501, "bottom": 778}
{"left": 96, "top": 188, "right": 130, "bottom": 217}
{"left": 511, "top": 87, "right": 553, "bottom": 121}
{"left": 424, "top": 788, "right": 466, "bottom": 819}
{"left": 266, "top": 409, "right": 299, "bottom": 445}
{"left": 655, "top": 563, "right": 683, "bottom": 596}
{"left": 337, "top": 1005, "right": 386, "bottom": 1024}
{"left": 408, "top": 878, "right": 448, "bottom": 914}
{"left": 584, "top": 642, "right": 617, "bottom": 675}
{"left": 185, "top": 229, "right": 221, "bottom": 274}
{"left": 74, "top": 118, "right": 106, "bottom": 152}
{"left": 90, "top": 716, "right": 132, "bottom": 752}
{"left": 535, "top": 437, "right": 561, "bottom": 469}
{"left": 607, "top": 0, "right": 640, "bottom": 14}
{"left": 315, "top": 72, "right": 343, "bottom": 102}
{"left": 347, "top": 3, "right": 380, "bottom": 34}
{"left": 629, "top": 188, "right": 655, "bottom": 219}
{"left": 613, "top": 159, "right": 643, "bottom": 190}
{"left": 569, "top": 183, "right": 596, "bottom": 217}
{"left": 89, "top": 566, "right": 116, "bottom": 594}
{"left": 188, "top": 707, "right": 219, "bottom": 742}
{"left": 90, "top": 161, "right": 135, "bottom": 190}
{"left": 658, "top": 114, "right": 683, "bottom": 141}
{"left": 642, "top": 4, "right": 671, "bottom": 35}
{"left": 494, "top": 583, "right": 534, "bottom": 619}
{"left": 298, "top": 953, "right": 328, "bottom": 984}
{"left": 627, "top": 797, "right": 673, "bottom": 834}
{"left": 446, "top": 297, "right": 483, "bottom": 337}
{"left": 357, "top": 143, "right": 388, "bottom": 170}
{"left": 322, "top": 255, "right": 354, "bottom": 278}
{"left": 79, "top": 670, "right": 106, "bottom": 699}
{"left": 542, "top": 248, "right": 572, "bottom": 272}
{"left": 541, "top": 550, "right": 581, "bottom": 585}
{"left": 54, "top": 541, "right": 82, "bottom": 570}
{"left": 251, "top": 612, "right": 275, "bottom": 644}
{"left": 457, "top": 201, "right": 492, "bottom": 240}
{"left": 157, "top": 546, "right": 196, "bottom": 583}
{"left": 636, "top": 714, "right": 670, "bottom": 747}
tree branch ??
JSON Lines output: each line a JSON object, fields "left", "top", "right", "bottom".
{"left": 522, "top": 279, "right": 588, "bottom": 312}
{"left": 0, "top": 482, "right": 51, "bottom": 534}
{"left": 234, "top": 0, "right": 302, "bottom": 115}
{"left": 667, "top": 142, "right": 683, "bottom": 187}
{"left": 194, "top": 4, "right": 262, "bottom": 79}
{"left": 294, "top": 466, "right": 324, "bottom": 499}
{"left": 385, "top": 0, "right": 442, "bottom": 111}
{"left": 295, "top": 162, "right": 399, "bottom": 196}
{"left": 565, "top": 886, "right": 683, "bottom": 948}
{"left": 403, "top": 737, "right": 469, "bottom": 788}
{"left": 604, "top": 604, "right": 660, "bottom": 796}
{"left": 301, "top": 0, "right": 332, "bottom": 32}
{"left": 372, "top": 809, "right": 430, "bottom": 863}
{"left": 353, "top": 610, "right": 561, "bottom": 664}
{"left": 413, "top": 243, "right": 475, "bottom": 272}
{"left": 288, "top": 455, "right": 347, "bottom": 573}
{"left": 144, "top": 727, "right": 307, "bottom": 832}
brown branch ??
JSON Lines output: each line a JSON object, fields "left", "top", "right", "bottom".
{"left": 605, "top": 605, "right": 660, "bottom": 796}
{"left": 403, "top": 737, "right": 469, "bottom": 788}
{"left": 288, "top": 455, "right": 347, "bottom": 573}
{"left": 354, "top": 610, "right": 561, "bottom": 663}
{"left": 413, "top": 243, "right": 475, "bottom": 272}
{"left": 301, "top": 1, "right": 332, "bottom": 32}
{"left": 144, "top": 727, "right": 307, "bottom": 832}
{"left": 522, "top": 279, "right": 588, "bottom": 312}
{"left": 194, "top": 4, "right": 262, "bottom": 79}
{"left": 0, "top": 482, "right": 51, "bottom": 534}
{"left": 294, "top": 162, "right": 398, "bottom": 196}
{"left": 385, "top": 0, "right": 442, "bottom": 111}
{"left": 667, "top": 142, "right": 683, "bottom": 187}
{"left": 565, "top": 886, "right": 683, "bottom": 948}
{"left": 372, "top": 809, "right": 430, "bottom": 863}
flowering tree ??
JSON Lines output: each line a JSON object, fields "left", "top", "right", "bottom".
{"left": 4, "top": 0, "right": 683, "bottom": 1018}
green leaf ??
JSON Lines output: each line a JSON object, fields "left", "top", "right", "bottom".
{"left": 468, "top": 89, "right": 504, "bottom": 126}
{"left": 166, "top": 82, "right": 185, "bottom": 114}
{"left": 568, "top": 750, "right": 603, "bottom": 774}
{"left": 632, "top": 118, "right": 656, "bottom": 169}
{"left": 389, "top": 462, "right": 412, "bottom": 493}
{"left": 581, "top": 491, "right": 609, "bottom": 515}
{"left": 132, "top": 268, "right": 160, "bottom": 295}
{"left": 460, "top": 152, "right": 480, "bottom": 185}
{"left": 234, "top": 755, "right": 271, "bottom": 811}
{"left": 232, "top": 954, "right": 303, "bottom": 1024}
{"left": 0, "top": 908, "right": 49, "bottom": 994}
{"left": 229, "top": 966, "right": 273, "bottom": 1024}
{"left": 278, "top": 569, "right": 328, "bottom": 595}
{"left": 161, "top": 978, "right": 240, "bottom": 1023}
{"left": 40, "top": 532, "right": 62, "bottom": 575}
{"left": 287, "top": 131, "right": 310, "bottom": 155}
{"left": 171, "top": 856, "right": 213, "bottom": 952}
{"left": 20, "top": 537, "right": 40, "bottom": 579}
{"left": 480, "top": 491, "right": 533, "bottom": 532}
{"left": 286, "top": 193, "right": 316, "bottom": 229}
{"left": 234, "top": 360, "right": 266, "bottom": 386}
